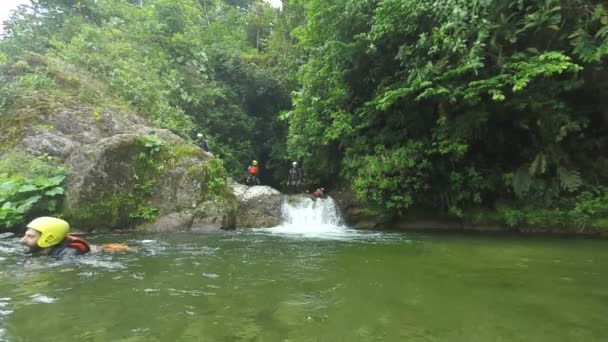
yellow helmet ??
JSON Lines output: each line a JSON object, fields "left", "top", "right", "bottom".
{"left": 252, "top": 160, "right": 258, "bottom": 165}
{"left": 26, "top": 217, "right": 70, "bottom": 248}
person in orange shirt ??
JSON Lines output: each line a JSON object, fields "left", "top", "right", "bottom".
{"left": 246, "top": 160, "right": 260, "bottom": 186}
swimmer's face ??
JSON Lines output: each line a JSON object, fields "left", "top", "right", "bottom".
{"left": 20, "top": 228, "right": 41, "bottom": 253}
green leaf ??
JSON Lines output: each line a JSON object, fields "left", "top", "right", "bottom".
{"left": 17, "top": 184, "right": 39, "bottom": 193}
{"left": 47, "top": 200, "right": 56, "bottom": 212}
{"left": 16, "top": 195, "right": 42, "bottom": 213}
{"left": 47, "top": 175, "right": 66, "bottom": 186}
{"left": 44, "top": 187, "right": 64, "bottom": 196}
{"left": 557, "top": 168, "right": 582, "bottom": 192}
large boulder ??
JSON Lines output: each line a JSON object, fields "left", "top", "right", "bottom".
{"left": 61, "top": 129, "right": 221, "bottom": 231}
{"left": 137, "top": 199, "right": 237, "bottom": 233}
{"left": 9, "top": 99, "right": 233, "bottom": 232}
{"left": 231, "top": 181, "right": 282, "bottom": 228}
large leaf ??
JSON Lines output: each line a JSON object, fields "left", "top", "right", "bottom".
{"left": 46, "top": 175, "right": 66, "bottom": 187}
{"left": 44, "top": 187, "right": 64, "bottom": 197}
{"left": 17, "top": 184, "right": 39, "bottom": 193}
{"left": 557, "top": 167, "right": 583, "bottom": 192}
{"left": 15, "top": 195, "right": 42, "bottom": 214}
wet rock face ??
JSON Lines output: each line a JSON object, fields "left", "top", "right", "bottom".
{"left": 231, "top": 182, "right": 283, "bottom": 228}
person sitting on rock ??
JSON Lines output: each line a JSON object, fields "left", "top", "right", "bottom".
{"left": 195, "top": 133, "right": 209, "bottom": 152}
{"left": 20, "top": 217, "right": 90, "bottom": 259}
{"left": 286, "top": 161, "right": 303, "bottom": 193}
{"left": 246, "top": 160, "right": 260, "bottom": 186}
{"left": 312, "top": 187, "right": 325, "bottom": 198}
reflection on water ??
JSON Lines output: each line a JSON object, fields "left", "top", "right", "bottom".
{"left": 0, "top": 231, "right": 607, "bottom": 341}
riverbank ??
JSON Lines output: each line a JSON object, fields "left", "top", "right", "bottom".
{"left": 333, "top": 191, "right": 608, "bottom": 237}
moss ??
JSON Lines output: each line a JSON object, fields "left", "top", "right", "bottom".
{"left": 64, "top": 136, "right": 169, "bottom": 230}
{"left": 0, "top": 151, "right": 64, "bottom": 178}
{"left": 186, "top": 165, "right": 202, "bottom": 176}
{"left": 172, "top": 143, "right": 200, "bottom": 159}
{"left": 200, "top": 157, "right": 232, "bottom": 203}
{"left": 0, "top": 53, "right": 132, "bottom": 151}
{"left": 91, "top": 108, "right": 102, "bottom": 123}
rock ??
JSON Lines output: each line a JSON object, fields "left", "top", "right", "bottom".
{"left": 191, "top": 200, "right": 237, "bottom": 232}
{"left": 331, "top": 189, "right": 393, "bottom": 229}
{"left": 19, "top": 131, "right": 78, "bottom": 159}
{"left": 62, "top": 130, "right": 217, "bottom": 230}
{"left": 1, "top": 57, "right": 242, "bottom": 233}
{"left": 17, "top": 106, "right": 149, "bottom": 159}
{"left": 231, "top": 182, "right": 282, "bottom": 228}
{"left": 138, "top": 212, "right": 194, "bottom": 232}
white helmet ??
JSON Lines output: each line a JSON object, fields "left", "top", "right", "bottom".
{"left": 197, "top": 133, "right": 203, "bottom": 138}
{"left": 292, "top": 161, "right": 297, "bottom": 167}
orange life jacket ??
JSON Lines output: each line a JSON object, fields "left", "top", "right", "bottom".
{"left": 65, "top": 235, "right": 91, "bottom": 254}
{"left": 248, "top": 165, "right": 258, "bottom": 175}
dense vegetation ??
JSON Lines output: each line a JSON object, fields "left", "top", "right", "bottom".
{"left": 1, "top": 0, "right": 607, "bottom": 230}
{"left": 287, "top": 0, "right": 608, "bottom": 230}
{"left": 1, "top": 0, "right": 295, "bottom": 182}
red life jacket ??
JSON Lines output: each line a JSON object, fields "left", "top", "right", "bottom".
{"left": 65, "top": 235, "right": 91, "bottom": 254}
{"left": 248, "top": 165, "right": 258, "bottom": 175}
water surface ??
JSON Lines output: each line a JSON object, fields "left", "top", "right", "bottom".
{"left": 0, "top": 229, "right": 606, "bottom": 342}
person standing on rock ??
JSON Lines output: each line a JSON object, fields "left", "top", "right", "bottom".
{"left": 286, "top": 161, "right": 303, "bottom": 193}
{"left": 195, "top": 133, "right": 209, "bottom": 152}
{"left": 19, "top": 217, "right": 91, "bottom": 259}
{"left": 247, "top": 160, "right": 260, "bottom": 186}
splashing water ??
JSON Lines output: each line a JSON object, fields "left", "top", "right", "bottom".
{"left": 259, "top": 196, "right": 366, "bottom": 240}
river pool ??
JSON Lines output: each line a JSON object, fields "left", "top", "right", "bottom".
{"left": 0, "top": 227, "right": 607, "bottom": 342}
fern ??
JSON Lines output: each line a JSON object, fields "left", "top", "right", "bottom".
{"left": 512, "top": 166, "right": 534, "bottom": 198}
{"left": 557, "top": 167, "right": 583, "bottom": 192}
{"left": 529, "top": 153, "right": 547, "bottom": 176}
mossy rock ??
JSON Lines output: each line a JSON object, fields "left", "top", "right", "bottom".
{"left": 63, "top": 132, "right": 215, "bottom": 230}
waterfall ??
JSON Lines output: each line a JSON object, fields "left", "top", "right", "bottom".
{"left": 260, "top": 195, "right": 354, "bottom": 239}
{"left": 281, "top": 196, "right": 344, "bottom": 227}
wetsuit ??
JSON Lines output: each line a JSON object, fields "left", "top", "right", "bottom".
{"left": 196, "top": 138, "right": 209, "bottom": 152}
{"left": 287, "top": 167, "right": 303, "bottom": 191}
{"left": 47, "top": 235, "right": 91, "bottom": 259}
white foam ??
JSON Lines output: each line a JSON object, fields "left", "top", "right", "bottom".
{"left": 257, "top": 196, "right": 365, "bottom": 240}
{"left": 30, "top": 294, "right": 57, "bottom": 304}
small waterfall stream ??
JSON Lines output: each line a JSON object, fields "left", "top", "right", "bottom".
{"left": 260, "top": 195, "right": 356, "bottom": 239}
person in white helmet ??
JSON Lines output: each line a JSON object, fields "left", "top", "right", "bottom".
{"left": 195, "top": 133, "right": 209, "bottom": 152}
{"left": 287, "top": 161, "right": 303, "bottom": 193}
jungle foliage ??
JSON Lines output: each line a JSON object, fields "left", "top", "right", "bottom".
{"left": 0, "top": 0, "right": 295, "bottom": 181}
{"left": 287, "top": 0, "right": 608, "bottom": 229}
{"left": 0, "top": 153, "right": 66, "bottom": 229}
{"left": 1, "top": 0, "right": 607, "bottom": 230}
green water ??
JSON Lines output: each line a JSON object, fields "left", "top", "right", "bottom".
{"left": 0, "top": 231, "right": 607, "bottom": 341}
